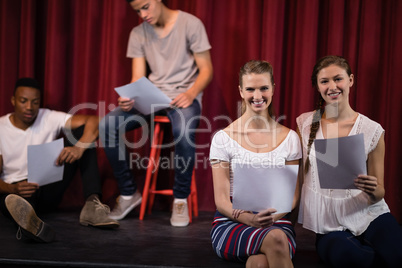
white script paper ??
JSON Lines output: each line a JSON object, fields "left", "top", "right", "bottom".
{"left": 114, "top": 76, "right": 171, "bottom": 115}
{"left": 314, "top": 133, "right": 366, "bottom": 189}
{"left": 232, "top": 163, "right": 298, "bottom": 213}
{"left": 27, "top": 138, "right": 64, "bottom": 186}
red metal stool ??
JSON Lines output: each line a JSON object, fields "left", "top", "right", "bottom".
{"left": 139, "top": 115, "right": 198, "bottom": 221}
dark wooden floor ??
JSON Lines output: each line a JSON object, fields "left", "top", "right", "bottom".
{"left": 0, "top": 207, "right": 326, "bottom": 268}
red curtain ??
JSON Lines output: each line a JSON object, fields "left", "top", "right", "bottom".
{"left": 1, "top": 0, "right": 401, "bottom": 222}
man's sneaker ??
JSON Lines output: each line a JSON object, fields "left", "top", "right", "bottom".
{"left": 5, "top": 194, "right": 55, "bottom": 243}
{"left": 109, "top": 191, "right": 142, "bottom": 220}
{"left": 170, "top": 200, "right": 189, "bottom": 227}
{"left": 79, "top": 197, "right": 119, "bottom": 228}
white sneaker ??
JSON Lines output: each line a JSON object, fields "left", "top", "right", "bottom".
{"left": 170, "top": 200, "right": 189, "bottom": 227}
{"left": 109, "top": 191, "right": 142, "bottom": 220}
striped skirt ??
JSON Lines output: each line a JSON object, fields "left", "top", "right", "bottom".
{"left": 210, "top": 210, "right": 296, "bottom": 263}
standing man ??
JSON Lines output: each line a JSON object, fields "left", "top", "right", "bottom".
{"left": 0, "top": 78, "right": 119, "bottom": 243}
{"left": 100, "top": 0, "right": 213, "bottom": 226}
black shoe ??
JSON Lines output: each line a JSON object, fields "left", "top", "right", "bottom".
{"left": 5, "top": 194, "right": 55, "bottom": 243}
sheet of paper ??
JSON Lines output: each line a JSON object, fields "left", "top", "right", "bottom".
{"left": 232, "top": 164, "right": 298, "bottom": 213}
{"left": 27, "top": 138, "right": 64, "bottom": 186}
{"left": 314, "top": 133, "right": 366, "bottom": 189}
{"left": 114, "top": 76, "right": 172, "bottom": 115}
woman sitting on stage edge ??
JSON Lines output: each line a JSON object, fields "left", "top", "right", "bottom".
{"left": 297, "top": 55, "right": 402, "bottom": 267}
{"left": 209, "top": 60, "right": 301, "bottom": 268}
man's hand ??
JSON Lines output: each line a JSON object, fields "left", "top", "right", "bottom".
{"left": 118, "top": 97, "right": 135, "bottom": 112}
{"left": 170, "top": 92, "right": 195, "bottom": 108}
{"left": 13, "top": 181, "right": 39, "bottom": 198}
{"left": 56, "top": 146, "right": 85, "bottom": 165}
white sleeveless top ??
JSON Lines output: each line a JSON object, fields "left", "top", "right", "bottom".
{"left": 296, "top": 112, "right": 390, "bottom": 235}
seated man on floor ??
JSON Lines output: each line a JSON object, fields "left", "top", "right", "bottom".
{"left": 0, "top": 78, "right": 119, "bottom": 243}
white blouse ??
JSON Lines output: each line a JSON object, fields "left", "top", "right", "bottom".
{"left": 209, "top": 129, "right": 302, "bottom": 196}
{"left": 297, "top": 112, "right": 390, "bottom": 236}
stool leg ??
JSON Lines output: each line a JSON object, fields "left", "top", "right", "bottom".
{"left": 191, "top": 169, "right": 199, "bottom": 217}
{"left": 147, "top": 128, "right": 164, "bottom": 214}
{"left": 139, "top": 123, "right": 161, "bottom": 220}
{"left": 188, "top": 195, "right": 192, "bottom": 223}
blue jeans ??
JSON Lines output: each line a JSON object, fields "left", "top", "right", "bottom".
{"left": 316, "top": 212, "right": 402, "bottom": 268}
{"left": 99, "top": 100, "right": 201, "bottom": 199}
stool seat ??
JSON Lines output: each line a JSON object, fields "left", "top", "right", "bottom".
{"left": 153, "top": 115, "right": 170, "bottom": 123}
{"left": 139, "top": 115, "right": 198, "bottom": 221}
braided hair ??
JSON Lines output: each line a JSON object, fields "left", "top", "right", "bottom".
{"left": 304, "top": 55, "right": 352, "bottom": 173}
{"left": 304, "top": 97, "right": 324, "bottom": 173}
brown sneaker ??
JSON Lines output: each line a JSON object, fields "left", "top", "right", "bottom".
{"left": 5, "top": 194, "right": 55, "bottom": 243}
{"left": 79, "top": 197, "right": 119, "bottom": 228}
{"left": 170, "top": 200, "right": 189, "bottom": 227}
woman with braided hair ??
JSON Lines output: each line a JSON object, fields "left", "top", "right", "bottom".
{"left": 297, "top": 55, "right": 402, "bottom": 267}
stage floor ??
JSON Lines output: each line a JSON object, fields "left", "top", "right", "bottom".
{"left": 0, "top": 208, "right": 324, "bottom": 267}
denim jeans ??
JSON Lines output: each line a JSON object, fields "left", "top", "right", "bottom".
{"left": 315, "top": 212, "right": 402, "bottom": 268}
{"left": 99, "top": 100, "right": 201, "bottom": 199}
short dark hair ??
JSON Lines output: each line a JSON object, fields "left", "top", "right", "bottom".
{"left": 14, "top": 77, "right": 42, "bottom": 95}
{"left": 126, "top": 0, "right": 134, "bottom": 3}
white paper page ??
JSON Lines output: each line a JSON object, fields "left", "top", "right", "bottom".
{"left": 114, "top": 76, "right": 172, "bottom": 115}
{"left": 232, "top": 163, "right": 298, "bottom": 213}
{"left": 27, "top": 138, "right": 64, "bottom": 186}
{"left": 314, "top": 133, "right": 366, "bottom": 189}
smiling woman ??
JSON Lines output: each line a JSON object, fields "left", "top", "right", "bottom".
{"left": 238, "top": 60, "right": 275, "bottom": 119}
{"left": 297, "top": 55, "right": 402, "bottom": 267}
{"left": 209, "top": 60, "right": 301, "bottom": 267}
{"left": 316, "top": 64, "right": 353, "bottom": 107}
{"left": 239, "top": 73, "right": 273, "bottom": 114}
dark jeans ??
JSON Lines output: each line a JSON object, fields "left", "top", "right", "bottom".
{"left": 99, "top": 100, "right": 201, "bottom": 199}
{"left": 0, "top": 125, "right": 102, "bottom": 217}
{"left": 316, "top": 212, "right": 402, "bottom": 268}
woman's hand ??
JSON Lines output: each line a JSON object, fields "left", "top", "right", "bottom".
{"left": 354, "top": 174, "right": 382, "bottom": 203}
{"left": 355, "top": 175, "right": 377, "bottom": 193}
{"left": 232, "top": 209, "right": 246, "bottom": 219}
{"left": 250, "top": 208, "right": 277, "bottom": 228}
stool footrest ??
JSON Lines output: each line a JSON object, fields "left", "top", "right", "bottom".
{"left": 149, "top": 189, "right": 173, "bottom": 196}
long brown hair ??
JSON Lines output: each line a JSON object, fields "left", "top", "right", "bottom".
{"left": 304, "top": 55, "right": 352, "bottom": 173}
{"left": 239, "top": 60, "right": 275, "bottom": 117}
